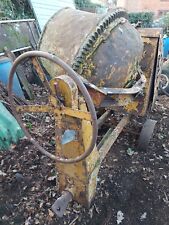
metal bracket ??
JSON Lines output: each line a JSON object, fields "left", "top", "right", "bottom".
{"left": 100, "top": 74, "right": 146, "bottom": 95}
{"left": 52, "top": 191, "right": 73, "bottom": 217}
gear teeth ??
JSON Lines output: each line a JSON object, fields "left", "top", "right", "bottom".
{"left": 88, "top": 39, "right": 93, "bottom": 45}
{"left": 105, "top": 19, "right": 109, "bottom": 26}
{"left": 72, "top": 9, "right": 128, "bottom": 75}
{"left": 100, "top": 24, "right": 104, "bottom": 32}
{"left": 103, "top": 21, "right": 107, "bottom": 28}
{"left": 94, "top": 32, "right": 99, "bottom": 39}
{"left": 110, "top": 15, "right": 114, "bottom": 21}
{"left": 97, "top": 27, "right": 101, "bottom": 34}
{"left": 81, "top": 48, "right": 88, "bottom": 55}
{"left": 87, "top": 42, "right": 92, "bottom": 48}
{"left": 76, "top": 59, "right": 82, "bottom": 64}
{"left": 108, "top": 16, "right": 111, "bottom": 23}
{"left": 91, "top": 34, "right": 96, "bottom": 41}
{"left": 81, "top": 49, "right": 87, "bottom": 55}
{"left": 73, "top": 64, "right": 78, "bottom": 69}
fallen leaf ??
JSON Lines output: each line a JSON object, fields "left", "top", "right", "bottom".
{"left": 140, "top": 212, "right": 147, "bottom": 221}
{"left": 127, "top": 148, "right": 135, "bottom": 156}
{"left": 117, "top": 210, "right": 124, "bottom": 224}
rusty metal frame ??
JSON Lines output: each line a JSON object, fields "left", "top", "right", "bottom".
{"left": 52, "top": 75, "right": 100, "bottom": 208}
{"left": 13, "top": 56, "right": 131, "bottom": 211}
{"left": 52, "top": 75, "right": 130, "bottom": 212}
{"left": 16, "top": 105, "right": 92, "bottom": 121}
{"left": 138, "top": 28, "right": 163, "bottom": 115}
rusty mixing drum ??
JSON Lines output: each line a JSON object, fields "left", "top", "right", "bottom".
{"left": 39, "top": 8, "right": 143, "bottom": 88}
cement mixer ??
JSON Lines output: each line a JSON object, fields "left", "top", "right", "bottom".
{"left": 8, "top": 8, "right": 163, "bottom": 217}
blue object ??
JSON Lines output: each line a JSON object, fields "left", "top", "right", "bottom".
{"left": 0, "top": 57, "right": 24, "bottom": 98}
{"left": 163, "top": 37, "right": 169, "bottom": 59}
{"left": 61, "top": 130, "right": 77, "bottom": 145}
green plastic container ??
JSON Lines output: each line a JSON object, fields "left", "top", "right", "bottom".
{"left": 0, "top": 102, "right": 24, "bottom": 150}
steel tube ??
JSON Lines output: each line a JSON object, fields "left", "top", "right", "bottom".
{"left": 0, "top": 19, "right": 35, "bottom": 24}
{"left": 0, "top": 46, "right": 32, "bottom": 57}
{"left": 99, "top": 115, "right": 130, "bottom": 162}
{"left": 97, "top": 110, "right": 111, "bottom": 128}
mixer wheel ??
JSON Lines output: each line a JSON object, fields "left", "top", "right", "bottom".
{"left": 137, "top": 119, "right": 157, "bottom": 152}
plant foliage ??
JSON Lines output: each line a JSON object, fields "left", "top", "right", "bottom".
{"left": 129, "top": 12, "right": 154, "bottom": 28}
{"left": 0, "top": 0, "right": 34, "bottom": 20}
{"left": 162, "top": 12, "right": 169, "bottom": 35}
{"left": 74, "top": 0, "right": 101, "bottom": 12}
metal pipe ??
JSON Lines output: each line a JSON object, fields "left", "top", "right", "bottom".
{"left": 99, "top": 115, "right": 130, "bottom": 162}
{"left": 101, "top": 74, "right": 146, "bottom": 95}
{"left": 0, "top": 19, "right": 35, "bottom": 24}
{"left": 97, "top": 110, "right": 111, "bottom": 128}
{"left": 8, "top": 50, "right": 98, "bottom": 164}
{"left": 27, "top": 21, "right": 37, "bottom": 48}
{"left": 0, "top": 46, "right": 32, "bottom": 57}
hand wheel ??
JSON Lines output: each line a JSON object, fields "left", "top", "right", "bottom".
{"left": 8, "top": 51, "right": 98, "bottom": 164}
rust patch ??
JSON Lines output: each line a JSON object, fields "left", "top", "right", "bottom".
{"left": 87, "top": 87, "right": 106, "bottom": 107}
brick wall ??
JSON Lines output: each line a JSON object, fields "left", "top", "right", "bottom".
{"left": 117, "top": 0, "right": 169, "bottom": 18}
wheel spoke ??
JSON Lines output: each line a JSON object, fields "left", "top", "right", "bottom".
{"left": 54, "top": 107, "right": 92, "bottom": 121}
{"left": 32, "top": 57, "right": 53, "bottom": 94}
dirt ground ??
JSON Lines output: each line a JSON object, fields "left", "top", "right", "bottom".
{"left": 0, "top": 94, "right": 169, "bottom": 225}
